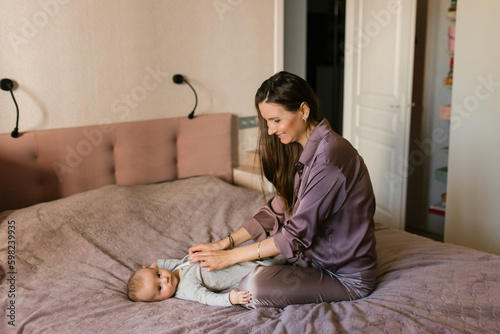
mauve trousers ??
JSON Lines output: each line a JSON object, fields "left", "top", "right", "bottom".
{"left": 238, "top": 264, "right": 376, "bottom": 309}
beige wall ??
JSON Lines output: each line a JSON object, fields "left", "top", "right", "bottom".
{"left": 0, "top": 0, "right": 279, "bottom": 164}
{"left": 445, "top": 0, "right": 500, "bottom": 255}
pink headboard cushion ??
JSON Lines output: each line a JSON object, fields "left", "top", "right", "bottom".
{"left": 0, "top": 113, "right": 233, "bottom": 212}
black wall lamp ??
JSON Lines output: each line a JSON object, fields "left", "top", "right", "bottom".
{"left": 1, "top": 78, "right": 20, "bottom": 138}
{"left": 173, "top": 74, "right": 198, "bottom": 119}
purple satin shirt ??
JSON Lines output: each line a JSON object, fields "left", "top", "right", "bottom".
{"left": 242, "top": 119, "right": 377, "bottom": 274}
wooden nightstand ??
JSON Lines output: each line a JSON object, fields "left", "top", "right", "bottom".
{"left": 233, "top": 165, "right": 274, "bottom": 193}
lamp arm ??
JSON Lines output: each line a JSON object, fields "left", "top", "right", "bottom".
{"left": 184, "top": 80, "right": 198, "bottom": 119}
{"left": 10, "top": 89, "right": 19, "bottom": 135}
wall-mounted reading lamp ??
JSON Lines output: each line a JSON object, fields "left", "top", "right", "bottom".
{"left": 1, "top": 78, "right": 20, "bottom": 138}
{"left": 172, "top": 74, "right": 198, "bottom": 119}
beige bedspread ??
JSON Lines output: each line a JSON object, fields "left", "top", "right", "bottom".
{"left": 1, "top": 176, "right": 499, "bottom": 333}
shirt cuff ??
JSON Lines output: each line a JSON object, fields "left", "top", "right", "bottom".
{"left": 226, "top": 292, "right": 233, "bottom": 306}
{"left": 241, "top": 217, "right": 269, "bottom": 242}
{"left": 272, "top": 230, "right": 296, "bottom": 259}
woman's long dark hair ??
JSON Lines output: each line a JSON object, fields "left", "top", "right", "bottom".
{"left": 255, "top": 71, "right": 321, "bottom": 212}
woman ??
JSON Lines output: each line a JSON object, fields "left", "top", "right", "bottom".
{"left": 189, "top": 71, "right": 377, "bottom": 308}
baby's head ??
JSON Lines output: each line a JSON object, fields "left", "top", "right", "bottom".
{"left": 128, "top": 267, "right": 178, "bottom": 302}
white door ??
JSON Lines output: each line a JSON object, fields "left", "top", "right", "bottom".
{"left": 343, "top": 0, "right": 417, "bottom": 230}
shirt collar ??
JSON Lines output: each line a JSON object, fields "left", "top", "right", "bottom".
{"left": 297, "top": 118, "right": 332, "bottom": 167}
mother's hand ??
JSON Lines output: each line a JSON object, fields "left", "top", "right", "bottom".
{"left": 189, "top": 250, "right": 234, "bottom": 272}
{"left": 188, "top": 242, "right": 222, "bottom": 254}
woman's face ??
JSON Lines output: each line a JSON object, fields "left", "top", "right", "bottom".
{"left": 259, "top": 102, "right": 309, "bottom": 148}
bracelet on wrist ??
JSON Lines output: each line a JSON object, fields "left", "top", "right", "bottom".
{"left": 257, "top": 241, "right": 262, "bottom": 260}
{"left": 228, "top": 234, "right": 234, "bottom": 249}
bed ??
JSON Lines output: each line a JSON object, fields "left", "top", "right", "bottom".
{"left": 1, "top": 114, "right": 500, "bottom": 333}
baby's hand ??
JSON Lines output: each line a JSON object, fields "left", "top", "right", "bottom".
{"left": 142, "top": 261, "right": 157, "bottom": 269}
{"left": 229, "top": 289, "right": 252, "bottom": 305}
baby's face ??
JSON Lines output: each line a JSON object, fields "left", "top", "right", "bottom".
{"left": 136, "top": 268, "right": 178, "bottom": 302}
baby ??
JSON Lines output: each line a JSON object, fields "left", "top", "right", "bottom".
{"left": 128, "top": 254, "right": 287, "bottom": 306}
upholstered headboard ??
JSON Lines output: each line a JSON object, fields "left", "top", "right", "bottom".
{"left": 0, "top": 113, "right": 233, "bottom": 212}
